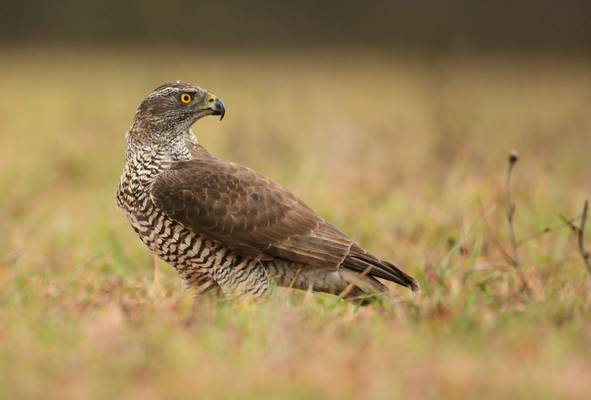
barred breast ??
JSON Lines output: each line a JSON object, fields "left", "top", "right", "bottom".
{"left": 116, "top": 149, "right": 269, "bottom": 296}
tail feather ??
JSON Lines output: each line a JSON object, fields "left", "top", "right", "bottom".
{"left": 343, "top": 245, "right": 419, "bottom": 291}
{"left": 340, "top": 269, "right": 387, "bottom": 293}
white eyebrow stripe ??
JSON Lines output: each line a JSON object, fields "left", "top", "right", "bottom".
{"left": 147, "top": 86, "right": 197, "bottom": 99}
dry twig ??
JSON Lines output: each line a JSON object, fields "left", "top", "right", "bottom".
{"left": 505, "top": 150, "right": 520, "bottom": 267}
{"left": 517, "top": 214, "right": 582, "bottom": 246}
{"left": 560, "top": 200, "right": 591, "bottom": 275}
{"left": 478, "top": 202, "right": 517, "bottom": 267}
{"left": 478, "top": 201, "right": 532, "bottom": 296}
{"left": 340, "top": 266, "right": 373, "bottom": 299}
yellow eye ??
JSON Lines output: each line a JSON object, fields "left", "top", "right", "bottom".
{"left": 179, "top": 93, "right": 193, "bottom": 104}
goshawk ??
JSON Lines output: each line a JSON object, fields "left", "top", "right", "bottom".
{"left": 116, "top": 82, "right": 418, "bottom": 300}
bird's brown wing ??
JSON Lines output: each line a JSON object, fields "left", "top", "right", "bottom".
{"left": 150, "top": 146, "right": 418, "bottom": 290}
{"left": 151, "top": 148, "right": 351, "bottom": 267}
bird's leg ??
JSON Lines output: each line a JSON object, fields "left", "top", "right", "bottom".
{"left": 179, "top": 271, "right": 223, "bottom": 326}
{"left": 152, "top": 253, "right": 165, "bottom": 298}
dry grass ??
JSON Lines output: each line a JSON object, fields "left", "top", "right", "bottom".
{"left": 1, "top": 47, "right": 591, "bottom": 399}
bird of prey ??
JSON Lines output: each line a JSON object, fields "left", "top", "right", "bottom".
{"left": 116, "top": 82, "right": 418, "bottom": 301}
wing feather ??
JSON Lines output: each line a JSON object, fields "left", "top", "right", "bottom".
{"left": 150, "top": 145, "right": 417, "bottom": 290}
{"left": 151, "top": 146, "right": 351, "bottom": 267}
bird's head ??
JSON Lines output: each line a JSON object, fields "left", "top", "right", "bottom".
{"left": 129, "top": 81, "right": 225, "bottom": 144}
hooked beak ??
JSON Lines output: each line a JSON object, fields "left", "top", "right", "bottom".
{"left": 201, "top": 93, "right": 225, "bottom": 121}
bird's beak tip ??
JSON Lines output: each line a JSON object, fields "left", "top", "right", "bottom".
{"left": 208, "top": 95, "right": 225, "bottom": 121}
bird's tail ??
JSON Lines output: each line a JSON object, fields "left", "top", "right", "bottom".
{"left": 267, "top": 254, "right": 417, "bottom": 303}
{"left": 341, "top": 244, "right": 419, "bottom": 291}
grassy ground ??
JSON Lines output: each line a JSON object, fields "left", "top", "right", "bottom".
{"left": 1, "top": 47, "right": 590, "bottom": 399}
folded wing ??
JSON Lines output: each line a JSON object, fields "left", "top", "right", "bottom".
{"left": 150, "top": 145, "right": 417, "bottom": 291}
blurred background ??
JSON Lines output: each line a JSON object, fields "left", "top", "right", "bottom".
{"left": 1, "top": 2, "right": 591, "bottom": 399}
{"left": 2, "top": 0, "right": 591, "bottom": 52}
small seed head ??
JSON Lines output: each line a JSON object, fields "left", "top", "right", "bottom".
{"left": 508, "top": 150, "right": 519, "bottom": 164}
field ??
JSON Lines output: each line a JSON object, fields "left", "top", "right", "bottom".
{"left": 1, "top": 47, "right": 590, "bottom": 399}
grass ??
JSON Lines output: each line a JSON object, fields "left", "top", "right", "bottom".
{"left": 1, "top": 47, "right": 591, "bottom": 399}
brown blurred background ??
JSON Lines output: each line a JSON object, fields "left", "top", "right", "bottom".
{"left": 2, "top": 0, "right": 590, "bottom": 53}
